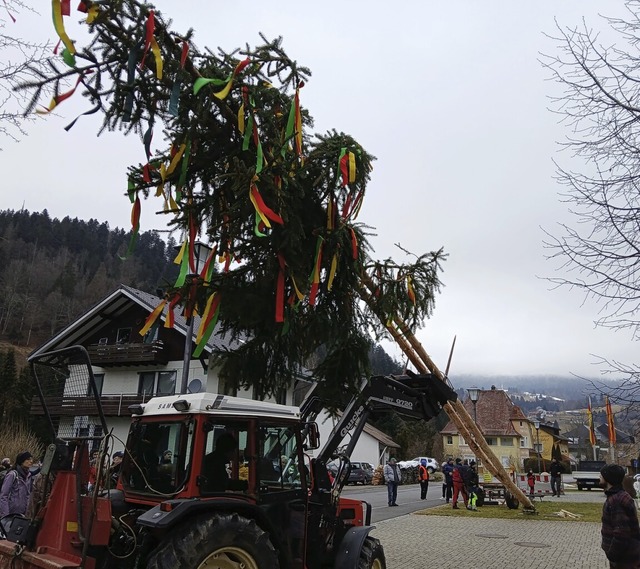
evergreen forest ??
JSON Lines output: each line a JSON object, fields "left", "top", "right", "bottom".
{"left": 0, "top": 208, "right": 179, "bottom": 351}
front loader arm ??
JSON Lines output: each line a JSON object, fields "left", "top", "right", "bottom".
{"left": 314, "top": 372, "right": 457, "bottom": 468}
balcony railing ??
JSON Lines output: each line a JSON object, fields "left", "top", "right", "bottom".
{"left": 87, "top": 341, "right": 168, "bottom": 366}
{"left": 31, "top": 393, "right": 152, "bottom": 417}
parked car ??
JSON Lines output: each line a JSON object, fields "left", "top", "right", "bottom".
{"left": 347, "top": 461, "right": 374, "bottom": 485}
{"left": 398, "top": 457, "right": 439, "bottom": 473}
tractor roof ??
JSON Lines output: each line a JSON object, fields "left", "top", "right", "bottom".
{"left": 132, "top": 392, "right": 301, "bottom": 420}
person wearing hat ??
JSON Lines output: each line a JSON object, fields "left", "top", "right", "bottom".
{"left": 442, "top": 458, "right": 454, "bottom": 503}
{"left": 418, "top": 459, "right": 429, "bottom": 500}
{"left": 0, "top": 451, "right": 33, "bottom": 517}
{"left": 599, "top": 463, "right": 640, "bottom": 568}
{"left": 383, "top": 458, "right": 401, "bottom": 506}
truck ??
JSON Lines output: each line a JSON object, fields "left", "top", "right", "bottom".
{"left": 0, "top": 345, "right": 456, "bottom": 569}
{"left": 573, "top": 460, "right": 606, "bottom": 490}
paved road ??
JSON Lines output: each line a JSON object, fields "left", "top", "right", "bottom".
{"left": 342, "top": 482, "right": 445, "bottom": 522}
{"left": 343, "top": 484, "right": 608, "bottom": 568}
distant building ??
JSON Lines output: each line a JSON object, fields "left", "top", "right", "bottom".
{"left": 440, "top": 386, "right": 568, "bottom": 471}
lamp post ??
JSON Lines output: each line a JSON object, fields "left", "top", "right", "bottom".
{"left": 467, "top": 387, "right": 479, "bottom": 423}
{"left": 533, "top": 419, "right": 541, "bottom": 473}
{"left": 467, "top": 387, "right": 480, "bottom": 466}
{"left": 179, "top": 241, "right": 212, "bottom": 395}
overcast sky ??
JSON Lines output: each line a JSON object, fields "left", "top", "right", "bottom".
{"left": 2, "top": 1, "right": 635, "bottom": 378}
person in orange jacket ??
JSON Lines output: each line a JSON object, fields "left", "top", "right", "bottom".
{"left": 418, "top": 459, "right": 430, "bottom": 500}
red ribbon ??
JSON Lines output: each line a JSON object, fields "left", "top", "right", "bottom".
{"left": 140, "top": 10, "right": 155, "bottom": 70}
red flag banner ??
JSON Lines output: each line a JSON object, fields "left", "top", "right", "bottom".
{"left": 605, "top": 396, "right": 616, "bottom": 446}
{"left": 587, "top": 396, "right": 596, "bottom": 447}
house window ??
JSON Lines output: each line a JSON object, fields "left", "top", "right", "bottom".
{"left": 459, "top": 435, "right": 466, "bottom": 445}
{"left": 446, "top": 436, "right": 453, "bottom": 445}
{"left": 500, "top": 437, "right": 514, "bottom": 446}
{"left": 116, "top": 327, "right": 132, "bottom": 344}
{"left": 485, "top": 437, "right": 497, "bottom": 446}
{"left": 501, "top": 456, "right": 510, "bottom": 467}
{"left": 138, "top": 371, "right": 177, "bottom": 397}
{"left": 87, "top": 373, "right": 104, "bottom": 396}
{"left": 520, "top": 436, "right": 528, "bottom": 448}
{"left": 534, "top": 443, "right": 543, "bottom": 453}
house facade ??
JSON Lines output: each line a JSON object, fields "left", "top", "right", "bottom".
{"left": 440, "top": 387, "right": 539, "bottom": 472}
{"left": 315, "top": 410, "right": 400, "bottom": 468}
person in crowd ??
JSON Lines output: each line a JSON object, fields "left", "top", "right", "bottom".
{"left": 466, "top": 460, "right": 480, "bottom": 511}
{"left": 109, "top": 451, "right": 124, "bottom": 488}
{"left": 451, "top": 458, "right": 468, "bottom": 510}
{"left": 549, "top": 458, "right": 563, "bottom": 497}
{"left": 442, "top": 458, "right": 454, "bottom": 503}
{"left": 88, "top": 450, "right": 100, "bottom": 492}
{"left": 160, "top": 450, "right": 173, "bottom": 464}
{"left": 0, "top": 459, "right": 11, "bottom": 487}
{"left": 441, "top": 461, "right": 448, "bottom": 500}
{"left": 527, "top": 469, "right": 536, "bottom": 497}
{"left": 0, "top": 451, "right": 33, "bottom": 517}
{"left": 418, "top": 458, "right": 429, "bottom": 500}
{"left": 599, "top": 464, "right": 640, "bottom": 569}
{"left": 383, "top": 457, "right": 401, "bottom": 507}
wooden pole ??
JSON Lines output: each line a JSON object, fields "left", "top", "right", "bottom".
{"left": 358, "top": 278, "right": 535, "bottom": 510}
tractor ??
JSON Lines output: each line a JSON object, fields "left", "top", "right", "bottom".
{"left": 0, "top": 345, "right": 456, "bottom": 568}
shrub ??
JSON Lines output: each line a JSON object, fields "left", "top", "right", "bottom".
{"left": 0, "top": 422, "right": 45, "bottom": 465}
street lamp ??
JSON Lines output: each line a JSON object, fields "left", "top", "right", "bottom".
{"left": 179, "top": 241, "right": 213, "bottom": 395}
{"left": 467, "top": 387, "right": 480, "bottom": 466}
{"left": 533, "top": 419, "right": 541, "bottom": 473}
{"left": 467, "top": 387, "right": 480, "bottom": 423}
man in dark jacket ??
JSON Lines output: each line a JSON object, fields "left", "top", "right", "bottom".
{"left": 599, "top": 464, "right": 640, "bottom": 568}
{"left": 442, "top": 459, "right": 454, "bottom": 503}
{"left": 549, "top": 458, "right": 563, "bottom": 497}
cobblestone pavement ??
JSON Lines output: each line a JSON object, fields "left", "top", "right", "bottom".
{"left": 371, "top": 491, "right": 607, "bottom": 568}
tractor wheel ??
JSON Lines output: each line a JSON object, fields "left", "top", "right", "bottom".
{"left": 504, "top": 490, "right": 520, "bottom": 510}
{"left": 357, "top": 536, "right": 386, "bottom": 569}
{"left": 146, "top": 512, "right": 279, "bottom": 569}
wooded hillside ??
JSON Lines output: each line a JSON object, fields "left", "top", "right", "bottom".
{"left": 0, "top": 209, "right": 178, "bottom": 351}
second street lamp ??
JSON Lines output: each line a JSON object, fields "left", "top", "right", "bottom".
{"left": 533, "top": 419, "right": 541, "bottom": 473}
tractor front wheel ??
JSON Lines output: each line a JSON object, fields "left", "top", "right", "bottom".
{"left": 146, "top": 513, "right": 279, "bottom": 569}
{"left": 357, "top": 536, "right": 386, "bottom": 569}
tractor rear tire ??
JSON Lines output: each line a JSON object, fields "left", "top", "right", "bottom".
{"left": 146, "top": 512, "right": 279, "bottom": 569}
{"left": 357, "top": 536, "right": 386, "bottom": 569}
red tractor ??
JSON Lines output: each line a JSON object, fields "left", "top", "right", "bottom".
{"left": 0, "top": 345, "right": 456, "bottom": 568}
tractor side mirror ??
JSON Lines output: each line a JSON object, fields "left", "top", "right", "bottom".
{"left": 305, "top": 422, "right": 320, "bottom": 450}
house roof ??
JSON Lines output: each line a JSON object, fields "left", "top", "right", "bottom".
{"left": 362, "top": 422, "right": 400, "bottom": 448}
{"left": 563, "top": 423, "right": 635, "bottom": 445}
{"left": 28, "top": 284, "right": 236, "bottom": 360}
{"left": 440, "top": 388, "right": 521, "bottom": 437}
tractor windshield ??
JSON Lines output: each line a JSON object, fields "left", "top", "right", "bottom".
{"left": 122, "top": 419, "right": 194, "bottom": 496}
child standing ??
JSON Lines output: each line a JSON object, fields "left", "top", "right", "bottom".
{"left": 527, "top": 470, "right": 535, "bottom": 497}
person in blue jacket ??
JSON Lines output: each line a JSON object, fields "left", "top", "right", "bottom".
{"left": 0, "top": 451, "right": 33, "bottom": 518}
{"left": 442, "top": 458, "right": 454, "bottom": 504}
